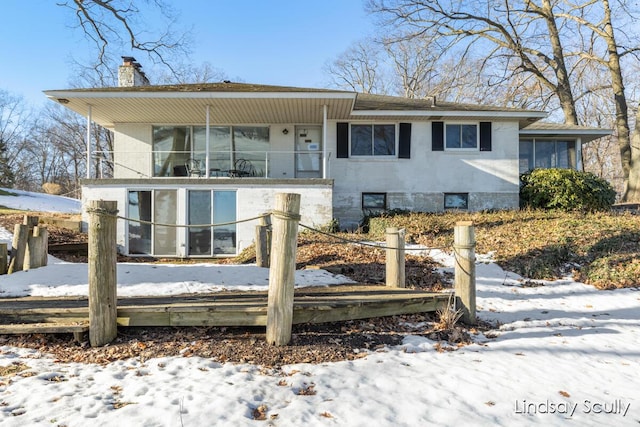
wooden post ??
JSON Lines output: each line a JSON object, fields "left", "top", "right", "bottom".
{"left": 23, "top": 215, "right": 39, "bottom": 228}
{"left": 0, "top": 243, "right": 7, "bottom": 275}
{"left": 255, "top": 214, "right": 271, "bottom": 268}
{"left": 88, "top": 200, "right": 119, "bottom": 347}
{"left": 40, "top": 227, "right": 49, "bottom": 267}
{"left": 454, "top": 221, "right": 476, "bottom": 324}
{"left": 266, "top": 193, "right": 301, "bottom": 346}
{"left": 385, "top": 227, "right": 406, "bottom": 288}
{"left": 7, "top": 224, "right": 28, "bottom": 274}
{"left": 25, "top": 226, "right": 45, "bottom": 270}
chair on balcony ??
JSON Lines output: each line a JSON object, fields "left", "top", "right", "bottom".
{"left": 228, "top": 158, "right": 256, "bottom": 177}
{"left": 185, "top": 158, "right": 203, "bottom": 177}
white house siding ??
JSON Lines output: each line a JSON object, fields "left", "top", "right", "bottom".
{"left": 81, "top": 179, "right": 332, "bottom": 257}
{"left": 113, "top": 124, "right": 152, "bottom": 178}
{"left": 329, "top": 120, "right": 521, "bottom": 228}
{"left": 268, "top": 124, "right": 296, "bottom": 178}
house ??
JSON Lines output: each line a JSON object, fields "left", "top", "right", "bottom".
{"left": 44, "top": 59, "right": 610, "bottom": 258}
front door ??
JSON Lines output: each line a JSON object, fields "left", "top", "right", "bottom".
{"left": 295, "top": 126, "right": 322, "bottom": 178}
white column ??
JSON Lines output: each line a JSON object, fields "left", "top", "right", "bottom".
{"left": 322, "top": 104, "right": 328, "bottom": 179}
{"left": 86, "top": 105, "right": 92, "bottom": 179}
{"left": 205, "top": 105, "right": 211, "bottom": 176}
{"left": 576, "top": 137, "right": 583, "bottom": 171}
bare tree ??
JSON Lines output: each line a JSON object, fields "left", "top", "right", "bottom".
{"left": 382, "top": 36, "right": 441, "bottom": 98}
{"left": 557, "top": 0, "right": 640, "bottom": 201}
{"left": 57, "top": 0, "right": 192, "bottom": 79}
{"left": 369, "top": 0, "right": 640, "bottom": 201}
{"left": 0, "top": 90, "right": 31, "bottom": 188}
{"left": 370, "top": 0, "right": 579, "bottom": 121}
{"left": 324, "top": 40, "right": 388, "bottom": 93}
{"left": 154, "top": 61, "right": 231, "bottom": 84}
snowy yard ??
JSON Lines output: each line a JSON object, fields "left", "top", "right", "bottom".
{"left": 0, "top": 190, "right": 638, "bottom": 426}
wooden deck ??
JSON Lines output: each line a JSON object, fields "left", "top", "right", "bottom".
{"left": 0, "top": 285, "right": 450, "bottom": 334}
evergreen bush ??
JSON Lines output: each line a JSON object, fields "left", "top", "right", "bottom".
{"left": 520, "top": 168, "right": 616, "bottom": 211}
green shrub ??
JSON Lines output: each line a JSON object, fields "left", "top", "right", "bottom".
{"left": 520, "top": 168, "right": 616, "bottom": 211}
{"left": 360, "top": 208, "right": 410, "bottom": 234}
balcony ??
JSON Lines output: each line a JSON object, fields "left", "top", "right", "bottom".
{"left": 92, "top": 150, "right": 325, "bottom": 180}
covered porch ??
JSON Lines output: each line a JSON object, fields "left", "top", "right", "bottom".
{"left": 44, "top": 83, "right": 357, "bottom": 181}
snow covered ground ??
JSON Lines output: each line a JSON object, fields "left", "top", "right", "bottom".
{"left": 0, "top": 188, "right": 80, "bottom": 215}
{"left": 0, "top": 190, "right": 638, "bottom": 426}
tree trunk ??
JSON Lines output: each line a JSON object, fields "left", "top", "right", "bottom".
{"left": 540, "top": 0, "right": 578, "bottom": 125}
{"left": 601, "top": 0, "right": 634, "bottom": 201}
{"left": 626, "top": 105, "right": 640, "bottom": 202}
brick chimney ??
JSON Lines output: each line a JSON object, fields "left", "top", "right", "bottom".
{"left": 118, "top": 56, "right": 150, "bottom": 87}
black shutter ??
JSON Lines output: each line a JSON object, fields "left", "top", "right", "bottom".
{"left": 432, "top": 121, "right": 444, "bottom": 151}
{"left": 479, "top": 122, "right": 492, "bottom": 151}
{"left": 337, "top": 122, "right": 349, "bottom": 158}
{"left": 398, "top": 123, "right": 411, "bottom": 159}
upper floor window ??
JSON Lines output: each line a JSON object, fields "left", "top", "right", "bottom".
{"left": 446, "top": 124, "right": 478, "bottom": 149}
{"left": 152, "top": 125, "right": 269, "bottom": 177}
{"left": 351, "top": 124, "right": 396, "bottom": 156}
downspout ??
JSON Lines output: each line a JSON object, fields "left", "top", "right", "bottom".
{"left": 322, "top": 104, "right": 328, "bottom": 179}
{"left": 86, "top": 105, "right": 92, "bottom": 179}
{"left": 205, "top": 105, "right": 210, "bottom": 176}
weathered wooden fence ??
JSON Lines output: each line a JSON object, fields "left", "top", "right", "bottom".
{"left": 265, "top": 193, "right": 301, "bottom": 346}
{"left": 263, "top": 207, "right": 477, "bottom": 345}
{"left": 454, "top": 221, "right": 476, "bottom": 324}
{"left": 87, "top": 200, "right": 118, "bottom": 347}
{"left": 255, "top": 213, "right": 271, "bottom": 268}
{"left": 87, "top": 194, "right": 477, "bottom": 347}
{"left": 385, "top": 227, "right": 406, "bottom": 288}
{"left": 3, "top": 215, "right": 48, "bottom": 275}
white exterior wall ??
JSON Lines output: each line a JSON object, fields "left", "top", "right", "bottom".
{"left": 268, "top": 124, "right": 296, "bottom": 178}
{"left": 113, "top": 124, "right": 152, "bottom": 178}
{"left": 81, "top": 186, "right": 130, "bottom": 251}
{"left": 328, "top": 120, "right": 521, "bottom": 228}
{"left": 102, "top": 117, "right": 522, "bottom": 240}
{"left": 82, "top": 181, "right": 332, "bottom": 257}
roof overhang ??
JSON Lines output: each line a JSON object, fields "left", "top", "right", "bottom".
{"left": 44, "top": 90, "right": 357, "bottom": 129}
{"left": 44, "top": 85, "right": 549, "bottom": 130}
{"left": 520, "top": 124, "right": 612, "bottom": 143}
{"left": 350, "top": 109, "right": 547, "bottom": 128}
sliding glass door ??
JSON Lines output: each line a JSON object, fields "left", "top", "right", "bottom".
{"left": 128, "top": 189, "right": 177, "bottom": 256}
{"left": 188, "top": 190, "right": 237, "bottom": 256}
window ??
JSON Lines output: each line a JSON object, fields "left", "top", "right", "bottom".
{"left": 127, "top": 189, "right": 177, "bottom": 255}
{"left": 351, "top": 124, "right": 396, "bottom": 156}
{"left": 519, "top": 139, "right": 576, "bottom": 173}
{"left": 152, "top": 126, "right": 269, "bottom": 177}
{"left": 128, "top": 191, "right": 152, "bottom": 254}
{"left": 446, "top": 124, "right": 478, "bottom": 149}
{"left": 362, "top": 193, "right": 387, "bottom": 211}
{"left": 444, "top": 193, "right": 469, "bottom": 210}
{"left": 188, "top": 190, "right": 237, "bottom": 256}
{"left": 153, "top": 126, "right": 190, "bottom": 177}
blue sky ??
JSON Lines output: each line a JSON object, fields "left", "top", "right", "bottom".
{"left": 0, "top": 0, "right": 374, "bottom": 107}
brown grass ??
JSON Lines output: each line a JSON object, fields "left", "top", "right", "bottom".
{"left": 367, "top": 209, "right": 640, "bottom": 289}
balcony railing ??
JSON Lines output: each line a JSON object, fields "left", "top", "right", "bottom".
{"left": 91, "top": 150, "right": 324, "bottom": 179}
